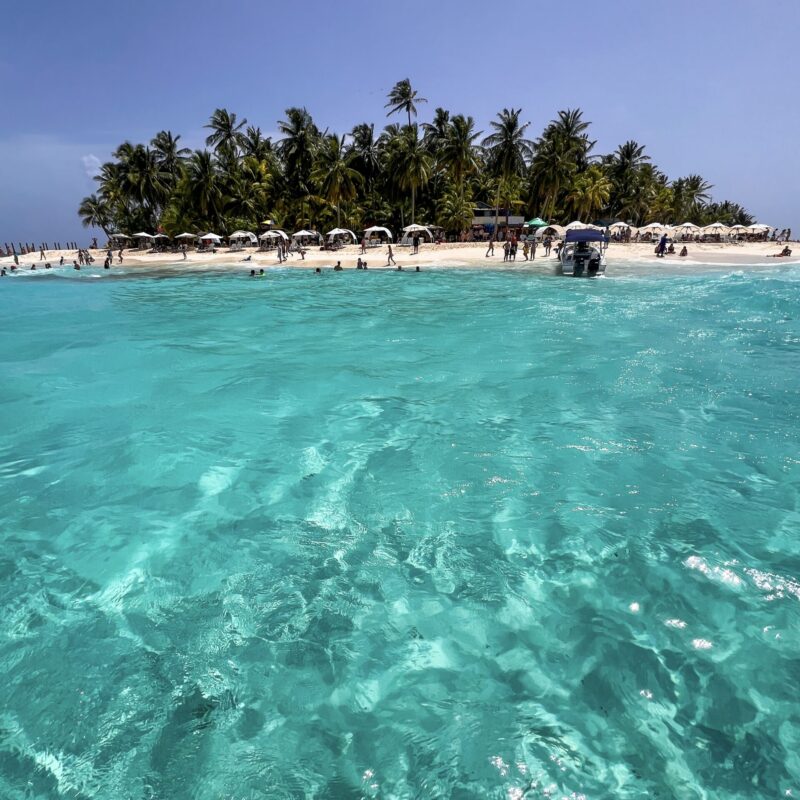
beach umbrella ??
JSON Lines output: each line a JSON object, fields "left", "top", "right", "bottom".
{"left": 260, "top": 219, "right": 275, "bottom": 226}
{"left": 363, "top": 225, "right": 393, "bottom": 239}
{"left": 728, "top": 224, "right": 748, "bottom": 234}
{"left": 291, "top": 229, "right": 316, "bottom": 238}
{"left": 132, "top": 232, "right": 154, "bottom": 239}
{"left": 109, "top": 232, "right": 130, "bottom": 239}
{"left": 402, "top": 224, "right": 431, "bottom": 233}
{"left": 153, "top": 233, "right": 169, "bottom": 239}
{"left": 747, "top": 223, "right": 772, "bottom": 233}
{"left": 175, "top": 232, "right": 196, "bottom": 239}
{"left": 525, "top": 217, "right": 549, "bottom": 228}
{"left": 608, "top": 222, "right": 631, "bottom": 230}
{"left": 259, "top": 230, "right": 282, "bottom": 239}
{"left": 701, "top": 223, "right": 729, "bottom": 234}
{"left": 639, "top": 222, "right": 667, "bottom": 232}
{"left": 199, "top": 232, "right": 222, "bottom": 242}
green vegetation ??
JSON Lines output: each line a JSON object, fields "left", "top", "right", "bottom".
{"left": 79, "top": 80, "right": 755, "bottom": 237}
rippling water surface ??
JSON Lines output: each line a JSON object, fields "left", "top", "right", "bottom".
{"left": 1, "top": 266, "right": 800, "bottom": 799}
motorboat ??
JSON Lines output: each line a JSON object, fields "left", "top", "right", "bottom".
{"left": 559, "top": 229, "right": 608, "bottom": 277}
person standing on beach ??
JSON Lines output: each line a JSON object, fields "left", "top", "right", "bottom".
{"left": 503, "top": 240, "right": 510, "bottom": 262}
{"left": 486, "top": 236, "right": 495, "bottom": 257}
{"left": 13, "top": 253, "right": 19, "bottom": 266}
{"left": 522, "top": 241, "right": 530, "bottom": 261}
{"left": 182, "top": 245, "right": 187, "bottom": 260}
{"left": 656, "top": 233, "right": 668, "bottom": 258}
{"left": 387, "top": 244, "right": 396, "bottom": 266}
{"left": 39, "top": 246, "right": 45, "bottom": 261}
{"left": 531, "top": 238, "right": 537, "bottom": 260}
{"left": 118, "top": 249, "right": 123, "bottom": 264}
{"left": 360, "top": 236, "right": 367, "bottom": 254}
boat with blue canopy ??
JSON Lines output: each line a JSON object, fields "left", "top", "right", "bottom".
{"left": 560, "top": 229, "right": 609, "bottom": 277}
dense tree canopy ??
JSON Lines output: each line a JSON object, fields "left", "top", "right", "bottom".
{"left": 79, "top": 82, "right": 755, "bottom": 238}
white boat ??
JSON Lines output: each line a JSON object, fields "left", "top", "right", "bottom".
{"left": 560, "top": 229, "right": 608, "bottom": 277}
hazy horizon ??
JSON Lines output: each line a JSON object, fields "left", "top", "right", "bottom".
{"left": 1, "top": 0, "right": 797, "bottom": 243}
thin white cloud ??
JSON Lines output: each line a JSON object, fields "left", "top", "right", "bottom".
{"left": 81, "top": 154, "right": 101, "bottom": 179}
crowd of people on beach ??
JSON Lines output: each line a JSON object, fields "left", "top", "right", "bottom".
{"left": 484, "top": 233, "right": 555, "bottom": 261}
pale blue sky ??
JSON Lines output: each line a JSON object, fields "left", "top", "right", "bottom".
{"left": 0, "top": 0, "right": 797, "bottom": 243}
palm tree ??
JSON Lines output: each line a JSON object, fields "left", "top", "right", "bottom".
{"left": 78, "top": 194, "right": 114, "bottom": 236}
{"left": 312, "top": 134, "right": 363, "bottom": 228}
{"left": 349, "top": 122, "right": 381, "bottom": 193}
{"left": 151, "top": 130, "right": 190, "bottom": 178}
{"left": 566, "top": 166, "right": 611, "bottom": 220}
{"left": 437, "top": 183, "right": 474, "bottom": 235}
{"left": 385, "top": 78, "right": 427, "bottom": 127}
{"left": 548, "top": 108, "right": 595, "bottom": 170}
{"left": 186, "top": 150, "right": 224, "bottom": 228}
{"left": 529, "top": 136, "right": 576, "bottom": 221}
{"left": 387, "top": 125, "right": 432, "bottom": 224}
{"left": 682, "top": 174, "right": 713, "bottom": 219}
{"left": 440, "top": 114, "right": 481, "bottom": 190}
{"left": 241, "top": 125, "right": 273, "bottom": 161}
{"left": 422, "top": 107, "right": 450, "bottom": 156}
{"left": 278, "top": 107, "right": 320, "bottom": 199}
{"left": 482, "top": 108, "right": 533, "bottom": 231}
{"left": 204, "top": 108, "right": 248, "bottom": 153}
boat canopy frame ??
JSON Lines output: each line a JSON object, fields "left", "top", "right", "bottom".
{"left": 565, "top": 229, "right": 609, "bottom": 244}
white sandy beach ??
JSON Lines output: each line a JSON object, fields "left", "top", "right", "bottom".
{"left": 2, "top": 241, "right": 798, "bottom": 277}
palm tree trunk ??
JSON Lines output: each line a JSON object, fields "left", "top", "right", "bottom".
{"left": 411, "top": 185, "right": 416, "bottom": 224}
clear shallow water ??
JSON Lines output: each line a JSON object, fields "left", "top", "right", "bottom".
{"left": 1, "top": 265, "right": 800, "bottom": 799}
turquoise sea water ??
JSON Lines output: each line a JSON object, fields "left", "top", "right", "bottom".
{"left": 1, "top": 265, "right": 800, "bottom": 799}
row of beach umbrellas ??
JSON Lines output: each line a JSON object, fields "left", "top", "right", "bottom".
{"left": 606, "top": 221, "right": 773, "bottom": 236}
{"left": 108, "top": 224, "right": 431, "bottom": 244}
{"left": 526, "top": 221, "right": 774, "bottom": 237}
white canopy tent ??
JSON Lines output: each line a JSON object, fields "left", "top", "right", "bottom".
{"left": 291, "top": 229, "right": 319, "bottom": 239}
{"left": 259, "top": 230, "right": 287, "bottom": 241}
{"left": 229, "top": 230, "right": 258, "bottom": 243}
{"left": 607, "top": 222, "right": 631, "bottom": 231}
{"left": 325, "top": 227, "right": 357, "bottom": 243}
{"left": 535, "top": 224, "right": 565, "bottom": 239}
{"left": 175, "top": 232, "right": 196, "bottom": 239}
{"left": 363, "top": 225, "right": 393, "bottom": 240}
{"left": 400, "top": 224, "right": 434, "bottom": 244}
{"left": 639, "top": 222, "right": 667, "bottom": 232}
{"left": 564, "top": 221, "right": 588, "bottom": 230}
{"left": 132, "top": 232, "right": 154, "bottom": 239}
{"left": 199, "top": 232, "right": 223, "bottom": 242}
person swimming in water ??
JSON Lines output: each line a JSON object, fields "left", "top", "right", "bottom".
{"left": 333, "top": 261, "right": 343, "bottom": 271}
